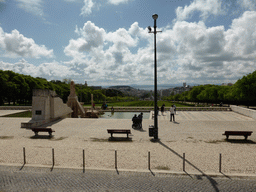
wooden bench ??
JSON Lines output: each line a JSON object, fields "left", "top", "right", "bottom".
{"left": 223, "top": 131, "right": 253, "bottom": 140}
{"left": 31, "top": 128, "right": 55, "bottom": 136}
{"left": 107, "top": 129, "right": 131, "bottom": 138}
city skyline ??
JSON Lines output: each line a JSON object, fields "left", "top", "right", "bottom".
{"left": 0, "top": 0, "right": 255, "bottom": 86}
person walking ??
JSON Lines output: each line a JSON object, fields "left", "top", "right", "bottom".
{"left": 170, "top": 105, "right": 175, "bottom": 122}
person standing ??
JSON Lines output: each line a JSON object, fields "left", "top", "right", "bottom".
{"left": 161, "top": 104, "right": 165, "bottom": 116}
{"left": 170, "top": 105, "right": 175, "bottom": 122}
{"left": 173, "top": 104, "right": 176, "bottom": 114}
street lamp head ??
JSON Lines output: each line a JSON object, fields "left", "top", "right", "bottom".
{"left": 152, "top": 14, "right": 158, "bottom": 20}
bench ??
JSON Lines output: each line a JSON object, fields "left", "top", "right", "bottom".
{"left": 107, "top": 129, "right": 131, "bottom": 138}
{"left": 31, "top": 128, "right": 55, "bottom": 136}
{"left": 223, "top": 131, "right": 253, "bottom": 140}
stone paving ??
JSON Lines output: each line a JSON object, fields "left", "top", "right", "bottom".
{"left": 1, "top": 111, "right": 256, "bottom": 191}
{"left": 1, "top": 165, "right": 256, "bottom": 191}
{"left": 0, "top": 111, "right": 256, "bottom": 175}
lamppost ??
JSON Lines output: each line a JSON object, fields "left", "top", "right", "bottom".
{"left": 148, "top": 14, "right": 162, "bottom": 140}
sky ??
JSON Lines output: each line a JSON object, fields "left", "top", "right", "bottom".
{"left": 0, "top": 0, "right": 255, "bottom": 86}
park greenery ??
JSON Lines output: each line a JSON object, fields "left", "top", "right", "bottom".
{"left": 0, "top": 69, "right": 256, "bottom": 107}
{"left": 163, "top": 70, "right": 256, "bottom": 107}
{"left": 0, "top": 70, "right": 133, "bottom": 106}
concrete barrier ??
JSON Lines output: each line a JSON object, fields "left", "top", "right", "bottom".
{"left": 230, "top": 105, "right": 256, "bottom": 120}
{"left": 0, "top": 106, "right": 32, "bottom": 110}
{"left": 85, "top": 107, "right": 231, "bottom": 112}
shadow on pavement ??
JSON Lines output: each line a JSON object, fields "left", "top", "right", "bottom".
{"left": 30, "top": 135, "right": 54, "bottom": 139}
{"left": 149, "top": 169, "right": 155, "bottom": 176}
{"left": 108, "top": 137, "right": 133, "bottom": 142}
{"left": 225, "top": 139, "right": 256, "bottom": 144}
{"left": 220, "top": 172, "right": 231, "bottom": 179}
{"left": 20, "top": 164, "right": 25, "bottom": 170}
{"left": 158, "top": 140, "right": 221, "bottom": 192}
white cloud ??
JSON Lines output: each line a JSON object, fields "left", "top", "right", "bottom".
{"left": 225, "top": 11, "right": 256, "bottom": 57}
{"left": 64, "top": 21, "right": 105, "bottom": 59}
{"left": 0, "top": 59, "right": 79, "bottom": 80}
{"left": 16, "top": 0, "right": 44, "bottom": 17}
{"left": 80, "top": 0, "right": 133, "bottom": 16}
{"left": 108, "top": 0, "right": 132, "bottom": 5}
{"left": 0, "top": 28, "right": 54, "bottom": 58}
{"left": 80, "top": 0, "right": 94, "bottom": 16}
{"left": 168, "top": 11, "right": 256, "bottom": 84}
{"left": 176, "top": 0, "right": 224, "bottom": 21}
{"left": 3, "top": 10, "right": 256, "bottom": 85}
{"left": 239, "top": 0, "right": 256, "bottom": 11}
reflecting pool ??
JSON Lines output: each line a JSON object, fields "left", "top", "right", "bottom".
{"left": 99, "top": 112, "right": 150, "bottom": 119}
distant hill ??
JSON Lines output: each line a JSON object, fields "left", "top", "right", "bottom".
{"left": 109, "top": 85, "right": 132, "bottom": 90}
{"left": 108, "top": 85, "right": 151, "bottom": 97}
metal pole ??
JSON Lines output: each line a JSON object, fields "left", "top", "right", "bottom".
{"left": 83, "top": 149, "right": 85, "bottom": 173}
{"left": 183, "top": 153, "right": 185, "bottom": 172}
{"left": 115, "top": 150, "right": 117, "bottom": 169}
{"left": 219, "top": 153, "right": 222, "bottom": 173}
{"left": 52, "top": 148, "right": 55, "bottom": 167}
{"left": 153, "top": 17, "right": 158, "bottom": 140}
{"left": 148, "top": 151, "right": 150, "bottom": 170}
{"left": 23, "top": 147, "right": 26, "bottom": 165}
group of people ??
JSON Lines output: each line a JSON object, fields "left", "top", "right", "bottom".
{"left": 156, "top": 104, "right": 176, "bottom": 122}
{"left": 132, "top": 112, "right": 143, "bottom": 129}
{"left": 101, "top": 103, "right": 108, "bottom": 110}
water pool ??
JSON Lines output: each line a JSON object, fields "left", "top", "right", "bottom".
{"left": 99, "top": 112, "right": 150, "bottom": 119}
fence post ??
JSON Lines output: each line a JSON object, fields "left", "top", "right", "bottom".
{"left": 115, "top": 150, "right": 117, "bottom": 169}
{"left": 83, "top": 149, "right": 85, "bottom": 173}
{"left": 148, "top": 151, "right": 150, "bottom": 170}
{"left": 52, "top": 148, "right": 55, "bottom": 167}
{"left": 219, "top": 153, "right": 222, "bottom": 173}
{"left": 23, "top": 147, "right": 26, "bottom": 165}
{"left": 183, "top": 153, "right": 185, "bottom": 172}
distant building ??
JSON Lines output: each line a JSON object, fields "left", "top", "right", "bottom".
{"left": 221, "top": 83, "right": 233, "bottom": 86}
{"left": 183, "top": 82, "right": 186, "bottom": 87}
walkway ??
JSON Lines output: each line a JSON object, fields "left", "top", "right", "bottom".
{"left": 1, "top": 165, "right": 256, "bottom": 191}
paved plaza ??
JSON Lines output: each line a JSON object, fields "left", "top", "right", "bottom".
{"left": 0, "top": 110, "right": 256, "bottom": 190}
{"left": 0, "top": 110, "right": 255, "bottom": 174}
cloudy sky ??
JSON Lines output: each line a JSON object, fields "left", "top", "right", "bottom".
{"left": 0, "top": 0, "right": 255, "bottom": 86}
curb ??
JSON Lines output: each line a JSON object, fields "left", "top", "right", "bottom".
{"left": 1, "top": 163, "right": 256, "bottom": 179}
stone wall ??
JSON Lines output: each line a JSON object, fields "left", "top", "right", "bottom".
{"left": 32, "top": 95, "right": 51, "bottom": 121}
{"left": 51, "top": 97, "right": 73, "bottom": 119}
{"left": 230, "top": 105, "right": 256, "bottom": 120}
{"left": 21, "top": 89, "right": 73, "bottom": 129}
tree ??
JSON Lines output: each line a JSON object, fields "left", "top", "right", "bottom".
{"left": 188, "top": 85, "right": 205, "bottom": 103}
{"left": 232, "top": 71, "right": 256, "bottom": 106}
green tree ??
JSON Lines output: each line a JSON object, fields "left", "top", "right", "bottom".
{"left": 188, "top": 85, "right": 205, "bottom": 103}
{"left": 232, "top": 71, "right": 256, "bottom": 106}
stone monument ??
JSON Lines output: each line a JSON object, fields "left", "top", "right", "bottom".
{"left": 21, "top": 89, "right": 73, "bottom": 129}
{"left": 67, "top": 81, "right": 86, "bottom": 118}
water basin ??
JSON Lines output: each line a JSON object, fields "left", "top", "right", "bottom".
{"left": 99, "top": 112, "right": 150, "bottom": 119}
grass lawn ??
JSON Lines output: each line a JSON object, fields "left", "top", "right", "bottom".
{"left": 2, "top": 110, "right": 32, "bottom": 118}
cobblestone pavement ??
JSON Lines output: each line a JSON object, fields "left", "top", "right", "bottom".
{"left": 1, "top": 166, "right": 256, "bottom": 192}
